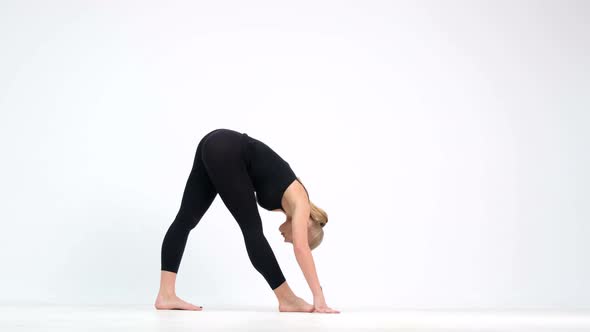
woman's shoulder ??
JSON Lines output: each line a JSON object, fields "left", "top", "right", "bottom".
{"left": 281, "top": 178, "right": 310, "bottom": 213}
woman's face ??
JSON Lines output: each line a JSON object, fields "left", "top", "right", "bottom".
{"left": 278, "top": 219, "right": 293, "bottom": 243}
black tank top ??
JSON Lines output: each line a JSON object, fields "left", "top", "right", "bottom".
{"left": 241, "top": 132, "right": 309, "bottom": 211}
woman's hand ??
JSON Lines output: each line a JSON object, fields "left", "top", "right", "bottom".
{"left": 313, "top": 294, "right": 340, "bottom": 313}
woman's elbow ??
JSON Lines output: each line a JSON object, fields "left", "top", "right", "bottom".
{"left": 293, "top": 244, "right": 311, "bottom": 253}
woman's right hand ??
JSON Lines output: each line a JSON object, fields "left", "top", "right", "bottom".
{"left": 313, "top": 294, "right": 340, "bottom": 313}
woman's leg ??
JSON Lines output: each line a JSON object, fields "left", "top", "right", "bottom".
{"left": 156, "top": 136, "right": 217, "bottom": 310}
{"left": 201, "top": 130, "right": 287, "bottom": 290}
{"left": 200, "top": 131, "right": 313, "bottom": 312}
{"left": 160, "top": 160, "right": 217, "bottom": 273}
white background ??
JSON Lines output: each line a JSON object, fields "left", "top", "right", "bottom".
{"left": 0, "top": 0, "right": 588, "bottom": 309}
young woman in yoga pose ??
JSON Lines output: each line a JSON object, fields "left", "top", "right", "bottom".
{"left": 154, "top": 128, "right": 339, "bottom": 313}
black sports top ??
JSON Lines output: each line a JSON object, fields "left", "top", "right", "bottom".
{"left": 241, "top": 132, "right": 309, "bottom": 211}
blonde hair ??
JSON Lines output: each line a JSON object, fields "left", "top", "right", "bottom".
{"left": 296, "top": 177, "right": 328, "bottom": 250}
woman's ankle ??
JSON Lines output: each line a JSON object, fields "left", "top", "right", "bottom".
{"left": 159, "top": 270, "right": 178, "bottom": 298}
{"left": 157, "top": 290, "right": 176, "bottom": 298}
{"left": 273, "top": 281, "right": 296, "bottom": 303}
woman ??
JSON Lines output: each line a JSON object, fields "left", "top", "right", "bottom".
{"left": 154, "top": 128, "right": 339, "bottom": 313}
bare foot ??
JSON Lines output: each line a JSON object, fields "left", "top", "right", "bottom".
{"left": 278, "top": 296, "right": 314, "bottom": 313}
{"left": 154, "top": 294, "right": 203, "bottom": 311}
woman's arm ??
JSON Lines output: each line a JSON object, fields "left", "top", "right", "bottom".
{"left": 291, "top": 205, "right": 322, "bottom": 296}
{"left": 291, "top": 205, "right": 340, "bottom": 313}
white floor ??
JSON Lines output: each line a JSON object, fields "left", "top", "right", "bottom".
{"left": 1, "top": 305, "right": 589, "bottom": 331}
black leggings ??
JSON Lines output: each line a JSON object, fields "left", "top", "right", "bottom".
{"left": 160, "top": 129, "right": 286, "bottom": 290}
